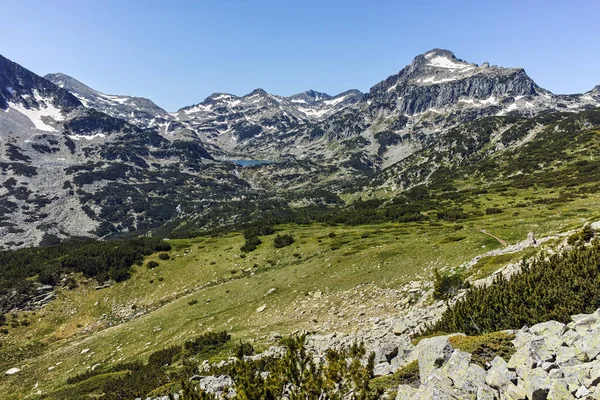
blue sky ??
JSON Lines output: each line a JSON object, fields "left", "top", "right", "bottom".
{"left": 2, "top": 0, "right": 599, "bottom": 111}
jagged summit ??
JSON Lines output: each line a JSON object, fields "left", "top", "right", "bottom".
{"left": 592, "top": 85, "right": 600, "bottom": 93}
{"left": 287, "top": 89, "right": 332, "bottom": 104}
{"left": 367, "top": 48, "right": 543, "bottom": 115}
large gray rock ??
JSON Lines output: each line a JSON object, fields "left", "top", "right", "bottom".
{"left": 374, "top": 342, "right": 399, "bottom": 364}
{"left": 196, "top": 375, "right": 234, "bottom": 397}
{"left": 556, "top": 344, "right": 583, "bottom": 367}
{"left": 485, "top": 356, "right": 516, "bottom": 389}
{"left": 562, "top": 364, "right": 591, "bottom": 392}
{"left": 547, "top": 379, "right": 575, "bottom": 400}
{"left": 520, "top": 368, "right": 552, "bottom": 400}
{"left": 415, "top": 335, "right": 454, "bottom": 383}
{"left": 578, "top": 327, "right": 600, "bottom": 361}
{"left": 395, "top": 384, "right": 419, "bottom": 399}
{"left": 441, "top": 349, "right": 485, "bottom": 395}
{"left": 503, "top": 382, "right": 528, "bottom": 400}
{"left": 420, "top": 372, "right": 461, "bottom": 399}
{"left": 508, "top": 337, "right": 554, "bottom": 376}
{"left": 530, "top": 320, "right": 566, "bottom": 337}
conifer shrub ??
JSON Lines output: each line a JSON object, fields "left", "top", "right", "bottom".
{"left": 421, "top": 238, "right": 600, "bottom": 336}
{"left": 273, "top": 234, "right": 295, "bottom": 248}
{"left": 432, "top": 269, "right": 470, "bottom": 300}
{"left": 240, "top": 235, "right": 261, "bottom": 253}
{"left": 147, "top": 261, "right": 159, "bottom": 269}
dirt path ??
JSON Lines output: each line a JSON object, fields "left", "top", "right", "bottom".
{"left": 479, "top": 229, "right": 508, "bottom": 247}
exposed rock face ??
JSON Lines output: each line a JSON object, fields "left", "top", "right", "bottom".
{"left": 369, "top": 48, "right": 543, "bottom": 116}
{"left": 0, "top": 55, "right": 81, "bottom": 113}
{"left": 3, "top": 49, "right": 600, "bottom": 248}
{"left": 396, "top": 308, "right": 600, "bottom": 399}
{"left": 45, "top": 73, "right": 171, "bottom": 130}
{"left": 0, "top": 53, "right": 244, "bottom": 249}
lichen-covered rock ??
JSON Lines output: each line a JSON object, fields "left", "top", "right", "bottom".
{"left": 547, "top": 379, "right": 575, "bottom": 400}
{"left": 415, "top": 335, "right": 454, "bottom": 382}
{"left": 485, "top": 356, "right": 516, "bottom": 389}
{"left": 520, "top": 368, "right": 552, "bottom": 400}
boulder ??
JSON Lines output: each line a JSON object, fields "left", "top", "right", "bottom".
{"left": 256, "top": 305, "right": 266, "bottom": 313}
{"left": 374, "top": 342, "right": 399, "bottom": 364}
{"left": 5, "top": 367, "right": 20, "bottom": 375}
{"left": 578, "top": 327, "right": 600, "bottom": 361}
{"left": 393, "top": 321, "right": 408, "bottom": 336}
{"left": 420, "top": 372, "right": 460, "bottom": 399}
{"left": 520, "top": 368, "right": 552, "bottom": 400}
{"left": 476, "top": 386, "right": 497, "bottom": 400}
{"left": 395, "top": 384, "right": 419, "bottom": 399}
{"left": 415, "top": 335, "right": 454, "bottom": 383}
{"left": 530, "top": 320, "right": 566, "bottom": 337}
{"left": 556, "top": 344, "right": 582, "bottom": 367}
{"left": 503, "top": 383, "right": 528, "bottom": 400}
{"left": 442, "top": 349, "right": 487, "bottom": 395}
{"left": 508, "top": 337, "right": 554, "bottom": 376}
{"left": 575, "top": 385, "right": 590, "bottom": 398}
{"left": 547, "top": 379, "right": 575, "bottom": 400}
{"left": 374, "top": 362, "right": 395, "bottom": 376}
{"left": 197, "top": 375, "right": 234, "bottom": 396}
{"left": 562, "top": 364, "right": 591, "bottom": 391}
{"left": 485, "top": 356, "right": 516, "bottom": 389}
{"left": 584, "top": 360, "right": 600, "bottom": 387}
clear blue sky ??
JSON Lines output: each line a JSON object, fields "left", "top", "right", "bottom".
{"left": 2, "top": 0, "right": 599, "bottom": 111}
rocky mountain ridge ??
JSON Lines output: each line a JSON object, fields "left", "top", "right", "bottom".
{"left": 2, "top": 49, "right": 600, "bottom": 248}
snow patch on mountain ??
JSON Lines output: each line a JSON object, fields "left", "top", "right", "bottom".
{"left": 8, "top": 92, "right": 64, "bottom": 132}
{"left": 427, "top": 55, "right": 474, "bottom": 70}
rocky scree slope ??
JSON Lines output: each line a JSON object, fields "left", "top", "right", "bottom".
{"left": 0, "top": 54, "right": 248, "bottom": 249}
{"left": 395, "top": 310, "right": 600, "bottom": 400}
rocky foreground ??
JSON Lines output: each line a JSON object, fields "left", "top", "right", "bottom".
{"left": 138, "top": 307, "right": 600, "bottom": 400}
{"left": 397, "top": 308, "right": 600, "bottom": 399}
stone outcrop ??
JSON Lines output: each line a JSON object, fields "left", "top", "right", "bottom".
{"left": 396, "top": 308, "right": 600, "bottom": 399}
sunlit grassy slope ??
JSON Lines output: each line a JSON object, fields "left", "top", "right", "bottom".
{"left": 1, "top": 183, "right": 599, "bottom": 398}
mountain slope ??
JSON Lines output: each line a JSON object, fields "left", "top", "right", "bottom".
{"left": 45, "top": 72, "right": 171, "bottom": 130}
{"left": 2, "top": 49, "right": 600, "bottom": 248}
{"left": 0, "top": 55, "right": 244, "bottom": 249}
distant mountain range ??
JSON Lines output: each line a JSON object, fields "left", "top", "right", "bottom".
{"left": 0, "top": 49, "right": 598, "bottom": 248}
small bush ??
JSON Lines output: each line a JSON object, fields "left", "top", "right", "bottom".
{"left": 148, "top": 346, "right": 182, "bottom": 367}
{"left": 328, "top": 232, "right": 336, "bottom": 238}
{"left": 236, "top": 342, "right": 255, "bottom": 358}
{"left": 241, "top": 236, "right": 261, "bottom": 253}
{"left": 274, "top": 234, "right": 295, "bottom": 248}
{"left": 188, "top": 299, "right": 198, "bottom": 306}
{"left": 158, "top": 253, "right": 170, "bottom": 260}
{"left": 147, "top": 261, "right": 159, "bottom": 269}
{"left": 432, "top": 269, "right": 470, "bottom": 300}
{"left": 485, "top": 207, "right": 503, "bottom": 215}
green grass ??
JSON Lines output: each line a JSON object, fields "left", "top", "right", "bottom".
{"left": 370, "top": 360, "right": 419, "bottom": 396}
{"left": 2, "top": 186, "right": 600, "bottom": 398}
{"left": 449, "top": 332, "right": 516, "bottom": 367}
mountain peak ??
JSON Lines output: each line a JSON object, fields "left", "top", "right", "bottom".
{"left": 422, "top": 48, "right": 457, "bottom": 60}
{"left": 287, "top": 89, "right": 331, "bottom": 104}
{"left": 246, "top": 88, "right": 269, "bottom": 97}
{"left": 412, "top": 49, "right": 474, "bottom": 72}
{"left": 592, "top": 85, "right": 600, "bottom": 93}
{"left": 45, "top": 72, "right": 95, "bottom": 94}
